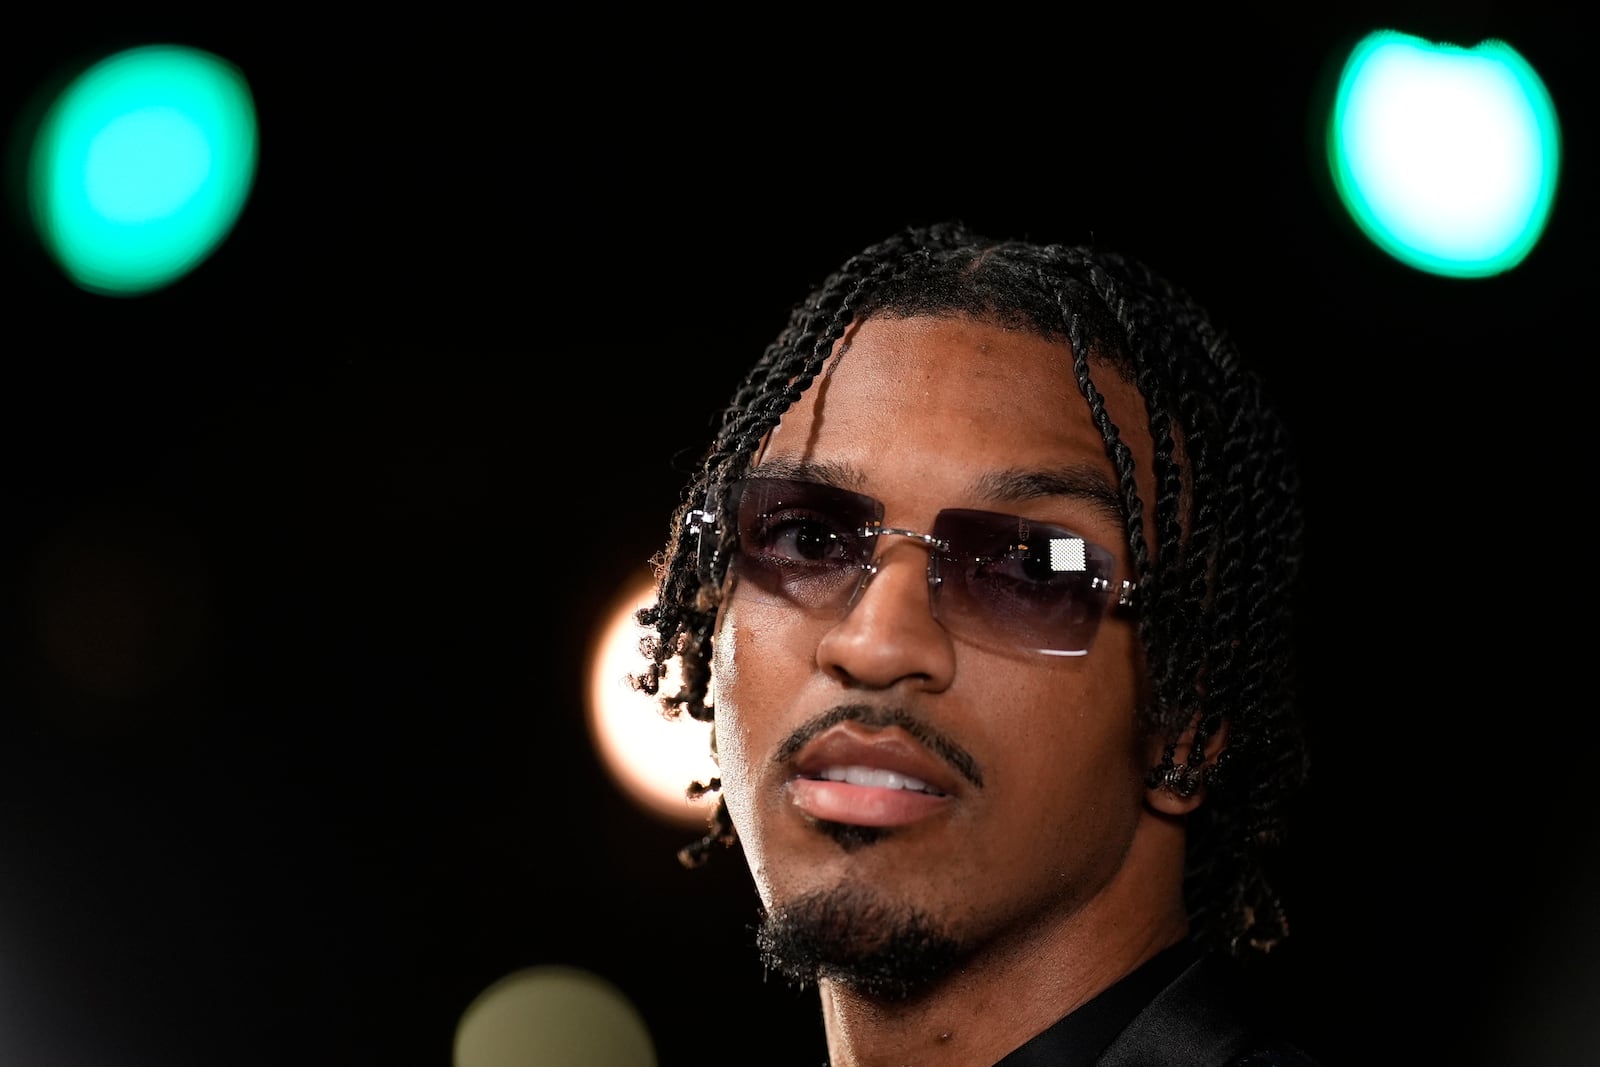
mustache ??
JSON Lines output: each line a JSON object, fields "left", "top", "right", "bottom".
{"left": 772, "top": 703, "right": 984, "bottom": 789}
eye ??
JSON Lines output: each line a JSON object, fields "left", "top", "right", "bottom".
{"left": 731, "top": 495, "right": 871, "bottom": 612}
{"left": 974, "top": 539, "right": 1087, "bottom": 589}
{"left": 746, "top": 508, "right": 861, "bottom": 567}
{"left": 935, "top": 510, "right": 1114, "bottom": 615}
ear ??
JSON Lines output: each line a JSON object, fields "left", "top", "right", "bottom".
{"left": 1144, "top": 713, "right": 1229, "bottom": 816}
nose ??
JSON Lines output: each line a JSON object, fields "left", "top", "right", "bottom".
{"left": 814, "top": 535, "right": 956, "bottom": 692}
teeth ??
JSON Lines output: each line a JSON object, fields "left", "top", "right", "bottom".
{"left": 819, "top": 766, "right": 935, "bottom": 793}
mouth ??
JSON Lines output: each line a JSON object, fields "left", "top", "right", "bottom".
{"left": 784, "top": 717, "right": 971, "bottom": 828}
{"left": 810, "top": 765, "right": 948, "bottom": 796}
{"left": 787, "top": 769, "right": 953, "bottom": 828}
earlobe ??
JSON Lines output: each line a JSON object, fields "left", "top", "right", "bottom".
{"left": 1146, "top": 766, "right": 1205, "bottom": 816}
{"left": 1145, "top": 714, "right": 1229, "bottom": 816}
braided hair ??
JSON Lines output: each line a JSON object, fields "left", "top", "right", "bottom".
{"left": 632, "top": 221, "right": 1308, "bottom": 958}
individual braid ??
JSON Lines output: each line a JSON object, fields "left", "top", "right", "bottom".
{"left": 1082, "top": 250, "right": 1307, "bottom": 953}
{"left": 631, "top": 222, "right": 1310, "bottom": 954}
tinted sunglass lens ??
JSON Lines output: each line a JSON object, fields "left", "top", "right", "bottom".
{"left": 930, "top": 509, "right": 1116, "bottom": 656}
{"left": 729, "top": 479, "right": 881, "bottom": 612}
{"left": 720, "top": 484, "right": 1123, "bottom": 655}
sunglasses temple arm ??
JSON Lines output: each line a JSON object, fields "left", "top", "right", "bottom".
{"left": 685, "top": 490, "right": 722, "bottom": 581}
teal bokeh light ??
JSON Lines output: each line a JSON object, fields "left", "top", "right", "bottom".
{"left": 1327, "top": 30, "right": 1561, "bottom": 279}
{"left": 28, "top": 43, "right": 258, "bottom": 296}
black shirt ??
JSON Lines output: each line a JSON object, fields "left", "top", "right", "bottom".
{"left": 994, "top": 942, "right": 1322, "bottom": 1067}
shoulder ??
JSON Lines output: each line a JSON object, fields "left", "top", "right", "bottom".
{"left": 1194, "top": 951, "right": 1327, "bottom": 1066}
{"left": 1095, "top": 947, "right": 1326, "bottom": 1067}
{"left": 1186, "top": 953, "right": 1327, "bottom": 1067}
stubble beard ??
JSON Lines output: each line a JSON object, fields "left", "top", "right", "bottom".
{"left": 754, "top": 880, "right": 962, "bottom": 1001}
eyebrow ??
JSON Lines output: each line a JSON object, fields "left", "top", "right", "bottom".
{"left": 744, "top": 457, "right": 866, "bottom": 490}
{"left": 968, "top": 465, "right": 1127, "bottom": 528}
{"left": 744, "top": 460, "right": 1126, "bottom": 527}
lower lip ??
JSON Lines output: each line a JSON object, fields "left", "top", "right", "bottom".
{"left": 788, "top": 779, "right": 950, "bottom": 827}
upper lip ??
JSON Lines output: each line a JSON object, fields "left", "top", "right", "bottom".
{"left": 790, "top": 723, "right": 968, "bottom": 797}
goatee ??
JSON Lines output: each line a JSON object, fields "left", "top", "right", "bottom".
{"left": 755, "top": 882, "right": 961, "bottom": 1001}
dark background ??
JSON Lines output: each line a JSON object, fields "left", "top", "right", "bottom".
{"left": 1, "top": 10, "right": 1593, "bottom": 1066}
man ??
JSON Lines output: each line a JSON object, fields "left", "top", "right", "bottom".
{"left": 634, "top": 222, "right": 1320, "bottom": 1065}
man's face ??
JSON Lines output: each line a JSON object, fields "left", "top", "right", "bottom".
{"left": 709, "top": 313, "right": 1179, "bottom": 995}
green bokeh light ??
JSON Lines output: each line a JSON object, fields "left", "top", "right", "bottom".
{"left": 1327, "top": 30, "right": 1561, "bottom": 278}
{"left": 28, "top": 43, "right": 258, "bottom": 296}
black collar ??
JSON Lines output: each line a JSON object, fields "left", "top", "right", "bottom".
{"left": 993, "top": 940, "right": 1308, "bottom": 1067}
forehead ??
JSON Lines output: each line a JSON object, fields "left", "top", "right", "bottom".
{"left": 756, "top": 313, "right": 1154, "bottom": 516}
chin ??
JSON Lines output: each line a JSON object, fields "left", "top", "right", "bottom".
{"left": 754, "top": 882, "right": 962, "bottom": 1000}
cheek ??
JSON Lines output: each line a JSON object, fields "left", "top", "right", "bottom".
{"left": 710, "top": 603, "right": 804, "bottom": 806}
{"left": 709, "top": 612, "right": 748, "bottom": 791}
{"left": 711, "top": 598, "right": 808, "bottom": 703}
{"left": 989, "top": 646, "right": 1149, "bottom": 827}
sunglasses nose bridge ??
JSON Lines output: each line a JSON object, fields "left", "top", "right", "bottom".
{"left": 844, "top": 525, "right": 948, "bottom": 612}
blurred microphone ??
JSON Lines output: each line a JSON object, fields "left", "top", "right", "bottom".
{"left": 454, "top": 965, "right": 657, "bottom": 1066}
